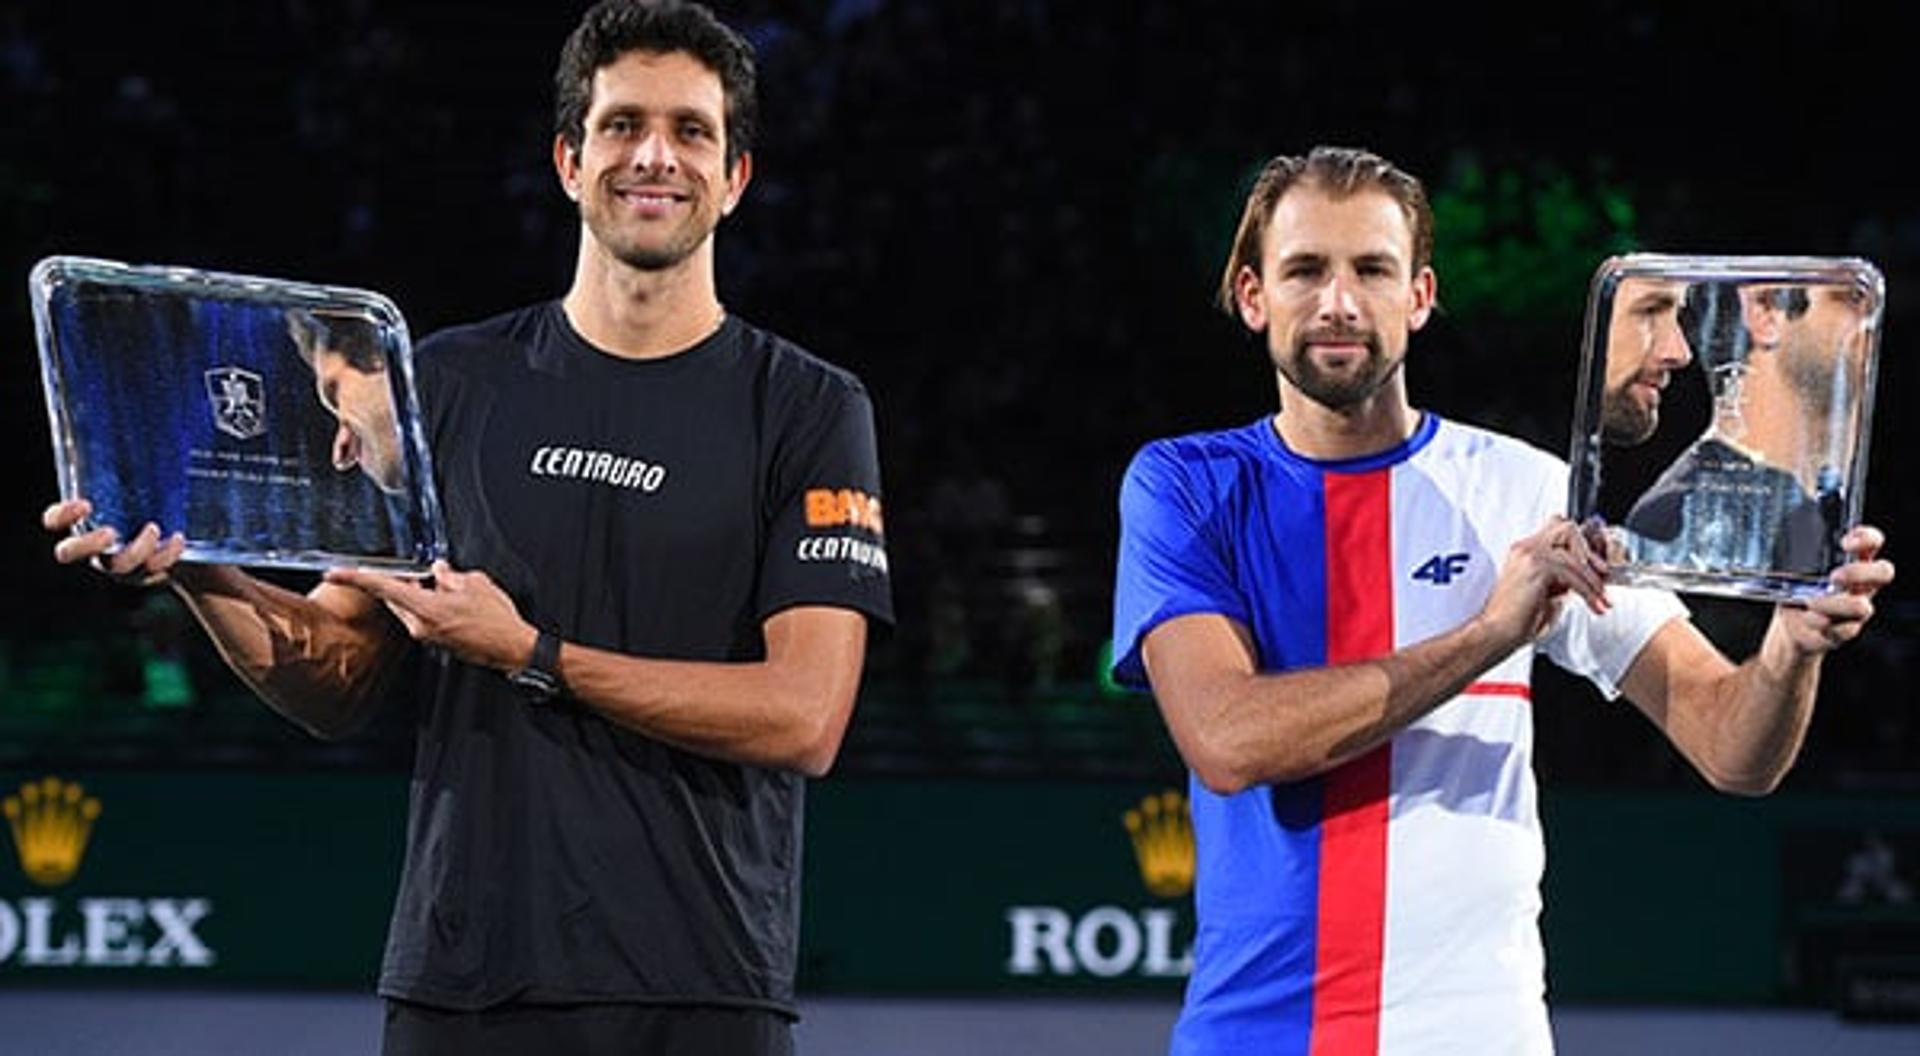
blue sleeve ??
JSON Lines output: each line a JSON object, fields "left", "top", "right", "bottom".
{"left": 1110, "top": 441, "right": 1248, "bottom": 688}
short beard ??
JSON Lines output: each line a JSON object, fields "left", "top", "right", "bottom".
{"left": 1779, "top": 337, "right": 1841, "bottom": 415}
{"left": 580, "top": 199, "right": 715, "bottom": 273}
{"left": 1273, "top": 329, "right": 1400, "bottom": 410}
{"left": 598, "top": 225, "right": 707, "bottom": 272}
{"left": 1601, "top": 389, "right": 1657, "bottom": 446}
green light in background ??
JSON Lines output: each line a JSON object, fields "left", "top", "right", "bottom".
{"left": 1430, "top": 154, "right": 1640, "bottom": 323}
{"left": 1096, "top": 639, "right": 1146, "bottom": 700}
{"left": 141, "top": 657, "right": 195, "bottom": 709}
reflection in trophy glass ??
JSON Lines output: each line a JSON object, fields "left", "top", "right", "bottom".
{"left": 30, "top": 257, "right": 446, "bottom": 573}
{"left": 285, "top": 308, "right": 407, "bottom": 495}
{"left": 1569, "top": 256, "right": 1882, "bottom": 602}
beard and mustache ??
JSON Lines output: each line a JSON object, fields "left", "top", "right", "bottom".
{"left": 1600, "top": 372, "right": 1663, "bottom": 446}
{"left": 579, "top": 175, "right": 723, "bottom": 272}
{"left": 1779, "top": 331, "right": 1862, "bottom": 418}
{"left": 1272, "top": 326, "right": 1404, "bottom": 410}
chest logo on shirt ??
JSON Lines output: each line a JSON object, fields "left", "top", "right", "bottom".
{"left": 528, "top": 445, "right": 667, "bottom": 493}
{"left": 1411, "top": 552, "right": 1471, "bottom": 586}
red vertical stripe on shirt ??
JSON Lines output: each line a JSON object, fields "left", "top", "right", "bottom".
{"left": 1310, "top": 469, "right": 1394, "bottom": 1056}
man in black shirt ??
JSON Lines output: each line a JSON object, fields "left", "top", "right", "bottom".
{"left": 42, "top": 3, "right": 889, "bottom": 1053}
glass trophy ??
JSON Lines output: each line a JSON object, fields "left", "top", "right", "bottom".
{"left": 30, "top": 256, "right": 446, "bottom": 573}
{"left": 1569, "top": 254, "right": 1883, "bottom": 602}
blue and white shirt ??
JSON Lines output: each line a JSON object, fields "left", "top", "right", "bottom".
{"left": 1113, "top": 414, "right": 1684, "bottom": 1056}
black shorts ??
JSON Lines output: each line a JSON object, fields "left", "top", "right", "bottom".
{"left": 381, "top": 999, "right": 795, "bottom": 1056}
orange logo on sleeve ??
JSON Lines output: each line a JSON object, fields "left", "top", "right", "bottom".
{"left": 805, "top": 488, "right": 885, "bottom": 535}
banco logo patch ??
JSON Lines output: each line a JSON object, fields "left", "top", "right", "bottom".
{"left": 1123, "top": 790, "right": 1194, "bottom": 898}
{"left": 1412, "top": 552, "right": 1471, "bottom": 586}
{"left": 4, "top": 777, "right": 100, "bottom": 888}
{"left": 804, "top": 488, "right": 884, "bottom": 535}
{"left": 204, "top": 366, "right": 266, "bottom": 441}
{"left": 798, "top": 487, "right": 889, "bottom": 574}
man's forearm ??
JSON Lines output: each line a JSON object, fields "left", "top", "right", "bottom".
{"left": 169, "top": 566, "right": 403, "bottom": 739}
{"left": 1154, "top": 612, "right": 1526, "bottom": 793}
{"left": 1620, "top": 614, "right": 1822, "bottom": 797}
{"left": 1695, "top": 619, "right": 1821, "bottom": 794}
{"left": 554, "top": 607, "right": 866, "bottom": 777}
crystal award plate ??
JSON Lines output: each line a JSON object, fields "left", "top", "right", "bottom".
{"left": 1569, "top": 254, "right": 1883, "bottom": 602}
{"left": 30, "top": 256, "right": 446, "bottom": 573}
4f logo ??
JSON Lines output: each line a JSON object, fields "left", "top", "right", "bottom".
{"left": 204, "top": 366, "right": 266, "bottom": 440}
{"left": 1412, "top": 552, "right": 1471, "bottom": 586}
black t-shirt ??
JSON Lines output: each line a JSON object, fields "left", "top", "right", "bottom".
{"left": 376, "top": 303, "right": 892, "bottom": 1015}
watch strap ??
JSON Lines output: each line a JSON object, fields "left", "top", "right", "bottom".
{"left": 508, "top": 629, "right": 564, "bottom": 702}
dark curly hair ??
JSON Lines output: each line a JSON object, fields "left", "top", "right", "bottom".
{"left": 286, "top": 309, "right": 384, "bottom": 374}
{"left": 554, "top": 0, "right": 758, "bottom": 168}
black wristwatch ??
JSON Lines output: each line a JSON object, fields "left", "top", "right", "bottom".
{"left": 507, "top": 629, "right": 564, "bottom": 704}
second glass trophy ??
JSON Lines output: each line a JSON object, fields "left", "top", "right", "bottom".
{"left": 30, "top": 256, "right": 447, "bottom": 573}
{"left": 1569, "top": 254, "right": 1883, "bottom": 602}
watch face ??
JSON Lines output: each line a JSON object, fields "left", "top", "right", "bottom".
{"left": 509, "top": 667, "right": 561, "bottom": 702}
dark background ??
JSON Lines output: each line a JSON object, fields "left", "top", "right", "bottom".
{"left": 2, "top": 1, "right": 1914, "bottom": 787}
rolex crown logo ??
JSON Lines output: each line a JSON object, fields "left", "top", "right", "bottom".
{"left": 1124, "top": 789, "right": 1195, "bottom": 899}
{"left": 3, "top": 776, "right": 103, "bottom": 887}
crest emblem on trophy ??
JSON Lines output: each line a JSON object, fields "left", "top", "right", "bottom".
{"left": 204, "top": 365, "right": 267, "bottom": 440}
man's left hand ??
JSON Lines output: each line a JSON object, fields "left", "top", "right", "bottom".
{"left": 327, "top": 560, "right": 537, "bottom": 672}
{"left": 1776, "top": 526, "right": 1894, "bottom": 655}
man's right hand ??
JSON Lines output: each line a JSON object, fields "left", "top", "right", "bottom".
{"left": 42, "top": 498, "right": 187, "bottom": 587}
{"left": 1476, "top": 516, "right": 1612, "bottom": 647}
